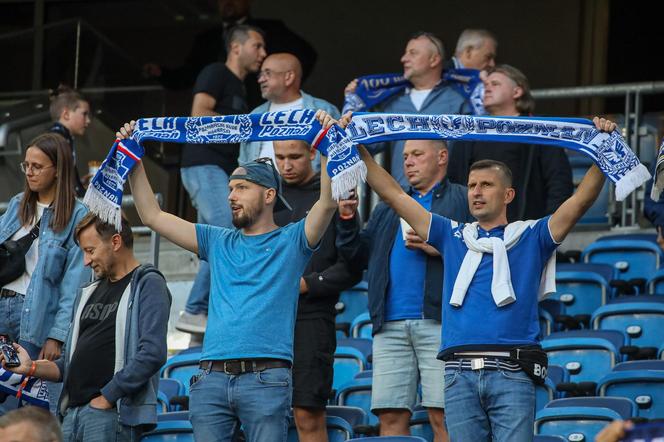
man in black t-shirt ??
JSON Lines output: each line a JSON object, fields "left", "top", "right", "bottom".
{"left": 0, "top": 213, "right": 171, "bottom": 441}
{"left": 177, "top": 24, "right": 266, "bottom": 336}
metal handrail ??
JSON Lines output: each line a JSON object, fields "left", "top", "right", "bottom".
{"left": 0, "top": 85, "right": 165, "bottom": 100}
{"left": 0, "top": 193, "right": 163, "bottom": 268}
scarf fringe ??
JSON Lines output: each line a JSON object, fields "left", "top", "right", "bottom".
{"left": 331, "top": 160, "right": 367, "bottom": 201}
{"left": 83, "top": 185, "right": 123, "bottom": 231}
{"left": 615, "top": 163, "right": 651, "bottom": 202}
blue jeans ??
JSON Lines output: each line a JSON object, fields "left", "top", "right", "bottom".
{"left": 61, "top": 404, "right": 141, "bottom": 442}
{"left": 181, "top": 166, "right": 233, "bottom": 315}
{"left": 0, "top": 295, "right": 61, "bottom": 415}
{"left": 443, "top": 365, "right": 536, "bottom": 442}
{"left": 189, "top": 367, "right": 291, "bottom": 442}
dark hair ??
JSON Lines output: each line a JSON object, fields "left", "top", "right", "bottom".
{"left": 488, "top": 64, "right": 535, "bottom": 115}
{"left": 75, "top": 212, "right": 134, "bottom": 249}
{"left": 469, "top": 159, "right": 513, "bottom": 187}
{"left": 410, "top": 31, "right": 445, "bottom": 59}
{"left": 49, "top": 85, "right": 86, "bottom": 122}
{"left": 225, "top": 24, "right": 265, "bottom": 53}
{"left": 19, "top": 133, "right": 76, "bottom": 232}
{"left": 0, "top": 406, "right": 63, "bottom": 442}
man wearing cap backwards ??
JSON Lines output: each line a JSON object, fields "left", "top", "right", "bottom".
{"left": 117, "top": 110, "right": 340, "bottom": 442}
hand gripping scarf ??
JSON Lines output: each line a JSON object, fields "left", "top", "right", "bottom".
{"left": 84, "top": 110, "right": 649, "bottom": 230}
{"left": 0, "top": 367, "right": 50, "bottom": 409}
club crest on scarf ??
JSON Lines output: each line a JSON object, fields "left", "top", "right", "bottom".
{"left": 0, "top": 367, "right": 50, "bottom": 409}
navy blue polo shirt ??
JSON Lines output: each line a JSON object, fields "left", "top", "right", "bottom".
{"left": 427, "top": 214, "right": 559, "bottom": 357}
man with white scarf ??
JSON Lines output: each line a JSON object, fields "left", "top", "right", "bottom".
{"left": 337, "top": 113, "right": 616, "bottom": 441}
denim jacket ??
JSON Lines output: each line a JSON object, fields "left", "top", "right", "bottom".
{"left": 57, "top": 264, "right": 171, "bottom": 430}
{"left": 0, "top": 193, "right": 89, "bottom": 347}
{"left": 238, "top": 90, "right": 340, "bottom": 171}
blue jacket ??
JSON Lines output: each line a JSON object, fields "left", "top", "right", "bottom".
{"left": 238, "top": 90, "right": 340, "bottom": 171}
{"left": 0, "top": 193, "right": 89, "bottom": 346}
{"left": 57, "top": 264, "right": 171, "bottom": 430}
{"left": 369, "top": 82, "right": 470, "bottom": 187}
{"left": 336, "top": 178, "right": 473, "bottom": 334}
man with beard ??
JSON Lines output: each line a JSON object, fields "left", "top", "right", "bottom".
{"left": 119, "top": 110, "right": 340, "bottom": 441}
{"left": 0, "top": 213, "right": 171, "bottom": 442}
{"left": 273, "top": 139, "right": 361, "bottom": 442}
{"left": 177, "top": 24, "right": 266, "bottom": 335}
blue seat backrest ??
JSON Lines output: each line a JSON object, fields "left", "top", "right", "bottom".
{"left": 336, "top": 287, "right": 369, "bottom": 326}
{"left": 336, "top": 379, "right": 377, "bottom": 425}
{"left": 598, "top": 370, "right": 664, "bottom": 419}
{"left": 592, "top": 301, "right": 664, "bottom": 348}
{"left": 612, "top": 360, "right": 664, "bottom": 371}
{"left": 350, "top": 312, "right": 372, "bottom": 339}
{"left": 533, "top": 436, "right": 567, "bottom": 442}
{"left": 557, "top": 263, "right": 616, "bottom": 283}
{"left": 582, "top": 240, "right": 664, "bottom": 280}
{"left": 140, "top": 420, "right": 194, "bottom": 442}
{"left": 158, "top": 378, "right": 184, "bottom": 401}
{"left": 337, "top": 338, "right": 373, "bottom": 362}
{"left": 326, "top": 405, "right": 367, "bottom": 427}
{"left": 648, "top": 269, "right": 664, "bottom": 294}
{"left": 546, "top": 397, "right": 636, "bottom": 419}
{"left": 333, "top": 347, "right": 367, "bottom": 391}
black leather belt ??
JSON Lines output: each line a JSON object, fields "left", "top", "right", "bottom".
{"left": 0, "top": 288, "right": 20, "bottom": 298}
{"left": 201, "top": 359, "right": 291, "bottom": 375}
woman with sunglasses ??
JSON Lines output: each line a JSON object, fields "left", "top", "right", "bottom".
{"left": 0, "top": 133, "right": 89, "bottom": 412}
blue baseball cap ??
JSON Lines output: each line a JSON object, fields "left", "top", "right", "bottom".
{"left": 229, "top": 158, "right": 292, "bottom": 211}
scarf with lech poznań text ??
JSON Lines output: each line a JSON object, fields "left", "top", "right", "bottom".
{"left": 0, "top": 367, "right": 49, "bottom": 409}
{"left": 83, "top": 110, "right": 365, "bottom": 230}
{"left": 342, "top": 69, "right": 486, "bottom": 115}
{"left": 343, "top": 112, "right": 650, "bottom": 201}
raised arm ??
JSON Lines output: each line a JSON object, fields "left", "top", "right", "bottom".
{"left": 304, "top": 111, "right": 339, "bottom": 247}
{"left": 549, "top": 117, "right": 616, "bottom": 242}
{"left": 118, "top": 122, "right": 199, "bottom": 254}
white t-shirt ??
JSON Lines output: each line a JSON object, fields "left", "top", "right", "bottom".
{"left": 257, "top": 97, "right": 304, "bottom": 165}
{"left": 2, "top": 202, "right": 48, "bottom": 295}
{"left": 410, "top": 88, "right": 432, "bottom": 111}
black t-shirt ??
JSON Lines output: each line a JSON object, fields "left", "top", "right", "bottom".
{"left": 65, "top": 269, "right": 136, "bottom": 407}
{"left": 180, "top": 62, "right": 248, "bottom": 174}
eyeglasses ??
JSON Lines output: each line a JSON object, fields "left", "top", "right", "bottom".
{"left": 257, "top": 69, "right": 290, "bottom": 80}
{"left": 19, "top": 162, "right": 54, "bottom": 175}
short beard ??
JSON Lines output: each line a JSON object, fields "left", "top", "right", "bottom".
{"left": 231, "top": 205, "right": 261, "bottom": 229}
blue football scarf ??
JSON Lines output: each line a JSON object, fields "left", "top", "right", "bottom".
{"left": 84, "top": 110, "right": 649, "bottom": 229}
{"left": 0, "top": 367, "right": 49, "bottom": 409}
{"left": 651, "top": 138, "right": 664, "bottom": 201}
{"left": 84, "top": 110, "right": 365, "bottom": 229}
{"left": 342, "top": 69, "right": 485, "bottom": 115}
{"left": 343, "top": 112, "right": 650, "bottom": 201}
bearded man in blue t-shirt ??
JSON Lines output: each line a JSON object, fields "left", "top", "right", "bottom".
{"left": 335, "top": 113, "right": 617, "bottom": 441}
{"left": 118, "top": 111, "right": 339, "bottom": 442}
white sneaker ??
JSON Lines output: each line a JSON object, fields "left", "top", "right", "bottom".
{"left": 175, "top": 311, "right": 207, "bottom": 334}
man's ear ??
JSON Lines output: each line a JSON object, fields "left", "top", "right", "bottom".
{"left": 512, "top": 86, "right": 524, "bottom": 101}
{"left": 504, "top": 187, "right": 516, "bottom": 205}
{"left": 111, "top": 233, "right": 123, "bottom": 252}
{"left": 265, "top": 187, "right": 277, "bottom": 205}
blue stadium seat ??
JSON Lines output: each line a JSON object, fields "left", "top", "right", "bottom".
{"left": 552, "top": 270, "right": 612, "bottom": 317}
{"left": 337, "top": 338, "right": 373, "bottom": 366}
{"left": 158, "top": 378, "right": 185, "bottom": 411}
{"left": 648, "top": 268, "right": 664, "bottom": 294}
{"left": 409, "top": 409, "right": 433, "bottom": 441}
{"left": 350, "top": 312, "right": 373, "bottom": 339}
{"left": 536, "top": 365, "right": 568, "bottom": 412}
{"left": 336, "top": 281, "right": 369, "bottom": 331}
{"left": 354, "top": 370, "right": 372, "bottom": 379}
{"left": 592, "top": 298, "right": 664, "bottom": 348}
{"left": 333, "top": 346, "right": 367, "bottom": 391}
{"left": 325, "top": 405, "right": 368, "bottom": 428}
{"left": 582, "top": 239, "right": 664, "bottom": 281}
{"left": 535, "top": 397, "right": 635, "bottom": 441}
{"left": 597, "top": 233, "right": 658, "bottom": 243}
{"left": 541, "top": 330, "right": 626, "bottom": 385}
{"left": 598, "top": 361, "right": 664, "bottom": 419}
{"left": 141, "top": 420, "right": 194, "bottom": 441}
{"left": 347, "top": 437, "right": 427, "bottom": 442}
{"left": 557, "top": 262, "right": 617, "bottom": 284}
{"left": 160, "top": 351, "right": 201, "bottom": 395}
{"left": 157, "top": 391, "right": 170, "bottom": 414}
{"left": 539, "top": 298, "right": 566, "bottom": 337}
{"left": 157, "top": 411, "right": 189, "bottom": 422}
{"left": 336, "top": 378, "right": 378, "bottom": 425}
{"left": 287, "top": 415, "right": 353, "bottom": 442}
{"left": 539, "top": 306, "right": 557, "bottom": 339}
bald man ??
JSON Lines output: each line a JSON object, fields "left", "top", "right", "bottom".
{"left": 239, "top": 53, "right": 339, "bottom": 171}
{"left": 336, "top": 139, "right": 473, "bottom": 442}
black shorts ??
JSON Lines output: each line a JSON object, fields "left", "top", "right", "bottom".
{"left": 292, "top": 316, "right": 336, "bottom": 409}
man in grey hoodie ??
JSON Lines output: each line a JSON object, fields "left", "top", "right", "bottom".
{"left": 0, "top": 213, "right": 171, "bottom": 441}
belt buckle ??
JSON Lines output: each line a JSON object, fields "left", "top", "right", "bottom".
{"left": 470, "top": 358, "right": 485, "bottom": 370}
{"left": 223, "top": 361, "right": 237, "bottom": 375}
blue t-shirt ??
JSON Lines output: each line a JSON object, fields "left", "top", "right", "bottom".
{"left": 385, "top": 189, "right": 434, "bottom": 321}
{"left": 427, "top": 214, "right": 559, "bottom": 356}
{"left": 196, "top": 220, "right": 315, "bottom": 362}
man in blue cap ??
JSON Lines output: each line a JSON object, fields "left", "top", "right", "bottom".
{"left": 118, "top": 110, "right": 339, "bottom": 442}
